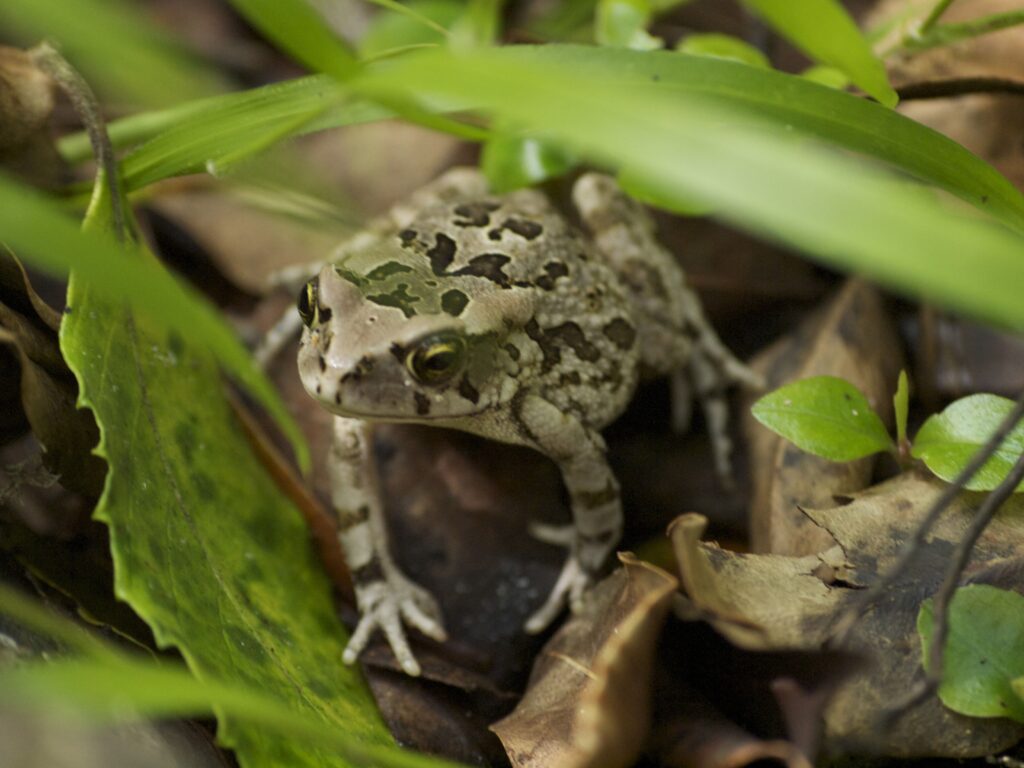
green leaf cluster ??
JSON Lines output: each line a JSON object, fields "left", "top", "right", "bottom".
{"left": 752, "top": 375, "right": 1024, "bottom": 493}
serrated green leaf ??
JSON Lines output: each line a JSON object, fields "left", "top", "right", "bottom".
{"left": 675, "top": 33, "right": 769, "bottom": 68}
{"left": 919, "top": 585, "right": 1024, "bottom": 723}
{"left": 55, "top": 183, "right": 390, "bottom": 767}
{"left": 353, "top": 46, "right": 1024, "bottom": 330}
{"left": 0, "top": 588, "right": 458, "bottom": 766}
{"left": 225, "top": 0, "right": 357, "bottom": 81}
{"left": 740, "top": 0, "right": 897, "bottom": 107}
{"left": 912, "top": 394, "right": 1024, "bottom": 491}
{"left": 0, "top": 173, "right": 308, "bottom": 469}
{"left": 751, "top": 376, "right": 893, "bottom": 461}
{"left": 481, "top": 134, "right": 576, "bottom": 192}
{"left": 894, "top": 369, "right": 909, "bottom": 447}
{"left": 0, "top": 0, "right": 223, "bottom": 106}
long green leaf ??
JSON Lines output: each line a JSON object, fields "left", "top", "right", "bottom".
{"left": 905, "top": 9, "right": 1024, "bottom": 52}
{"left": 354, "top": 46, "right": 1024, "bottom": 331}
{"left": 0, "top": 0, "right": 223, "bottom": 105}
{"left": 740, "top": 0, "right": 897, "bottom": 106}
{"left": 511, "top": 47, "right": 1024, "bottom": 229}
{"left": 226, "top": 0, "right": 358, "bottom": 81}
{"left": 0, "top": 173, "right": 308, "bottom": 469}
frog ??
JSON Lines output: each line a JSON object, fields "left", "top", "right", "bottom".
{"left": 295, "top": 168, "right": 762, "bottom": 676}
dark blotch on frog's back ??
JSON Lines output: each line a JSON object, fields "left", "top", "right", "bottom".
{"left": 441, "top": 288, "right": 469, "bottom": 316}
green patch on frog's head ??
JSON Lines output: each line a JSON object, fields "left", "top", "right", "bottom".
{"left": 297, "top": 265, "right": 508, "bottom": 421}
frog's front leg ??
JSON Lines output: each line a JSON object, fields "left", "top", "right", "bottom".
{"left": 328, "top": 416, "right": 446, "bottom": 676}
{"left": 515, "top": 395, "right": 623, "bottom": 633}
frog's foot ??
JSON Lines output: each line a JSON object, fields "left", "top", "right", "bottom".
{"left": 672, "top": 344, "right": 764, "bottom": 486}
{"left": 524, "top": 554, "right": 590, "bottom": 634}
{"left": 525, "top": 522, "right": 610, "bottom": 633}
{"left": 342, "top": 573, "right": 447, "bottom": 677}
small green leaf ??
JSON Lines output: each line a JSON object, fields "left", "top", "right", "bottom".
{"left": 675, "top": 33, "right": 770, "bottom": 68}
{"left": 481, "top": 134, "right": 576, "bottom": 192}
{"left": 740, "top": 0, "right": 897, "bottom": 107}
{"left": 751, "top": 376, "right": 894, "bottom": 461}
{"left": 912, "top": 394, "right": 1024, "bottom": 491}
{"left": 894, "top": 369, "right": 910, "bottom": 447}
{"left": 919, "top": 585, "right": 1024, "bottom": 723}
{"left": 595, "top": 0, "right": 663, "bottom": 50}
{"left": 450, "top": 0, "right": 506, "bottom": 48}
{"left": 800, "top": 64, "right": 850, "bottom": 90}
{"left": 905, "top": 10, "right": 1024, "bottom": 53}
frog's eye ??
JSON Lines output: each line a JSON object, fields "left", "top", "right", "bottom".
{"left": 298, "top": 279, "right": 318, "bottom": 327}
{"left": 407, "top": 333, "right": 466, "bottom": 385}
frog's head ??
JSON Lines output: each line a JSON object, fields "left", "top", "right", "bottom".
{"left": 297, "top": 259, "right": 531, "bottom": 422}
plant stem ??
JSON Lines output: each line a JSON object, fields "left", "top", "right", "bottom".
{"left": 906, "top": 9, "right": 1024, "bottom": 52}
{"left": 827, "top": 390, "right": 1024, "bottom": 647}
{"left": 879, "top": 447, "right": 1024, "bottom": 729}
{"left": 898, "top": 77, "right": 1024, "bottom": 100}
{"left": 918, "top": 0, "right": 957, "bottom": 35}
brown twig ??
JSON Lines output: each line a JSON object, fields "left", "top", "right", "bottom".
{"left": 897, "top": 77, "right": 1024, "bottom": 101}
{"left": 829, "top": 390, "right": 1024, "bottom": 647}
{"left": 879, "top": 446, "right": 1024, "bottom": 728}
{"left": 29, "top": 42, "right": 125, "bottom": 240}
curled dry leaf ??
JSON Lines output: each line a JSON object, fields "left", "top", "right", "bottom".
{"left": 741, "top": 278, "right": 903, "bottom": 556}
{"left": 669, "top": 473, "right": 1024, "bottom": 758}
{"left": 490, "top": 555, "right": 678, "bottom": 768}
{"left": 0, "top": 251, "right": 105, "bottom": 499}
{"left": 0, "top": 46, "right": 60, "bottom": 188}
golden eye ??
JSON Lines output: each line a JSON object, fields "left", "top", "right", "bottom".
{"left": 407, "top": 333, "right": 466, "bottom": 384}
{"left": 298, "top": 279, "right": 318, "bottom": 327}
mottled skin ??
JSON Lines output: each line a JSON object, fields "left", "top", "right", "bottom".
{"left": 296, "top": 169, "right": 760, "bottom": 675}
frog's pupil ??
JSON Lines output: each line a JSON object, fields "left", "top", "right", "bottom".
{"left": 425, "top": 348, "right": 454, "bottom": 371}
{"left": 298, "top": 280, "right": 318, "bottom": 327}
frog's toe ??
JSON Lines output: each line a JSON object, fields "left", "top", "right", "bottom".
{"left": 528, "top": 521, "right": 576, "bottom": 547}
{"left": 400, "top": 593, "right": 447, "bottom": 643}
{"left": 524, "top": 556, "right": 589, "bottom": 634}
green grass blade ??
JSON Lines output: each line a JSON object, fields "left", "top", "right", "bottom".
{"left": 0, "top": 172, "right": 308, "bottom": 469}
{"left": 354, "top": 46, "right": 1024, "bottom": 331}
{"left": 740, "top": 0, "right": 897, "bottom": 106}
{"left": 906, "top": 9, "right": 1024, "bottom": 52}
{"left": 225, "top": 0, "right": 358, "bottom": 81}
{"left": 0, "top": 0, "right": 223, "bottom": 106}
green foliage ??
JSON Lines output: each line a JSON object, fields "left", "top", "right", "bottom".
{"left": 675, "top": 33, "right": 770, "bottom": 68}
{"left": 751, "top": 376, "right": 894, "bottom": 461}
{"left": 359, "top": 0, "right": 457, "bottom": 57}
{"left": 0, "top": 0, "right": 223, "bottom": 105}
{"left": 481, "top": 134, "right": 576, "bottom": 192}
{"left": 355, "top": 45, "right": 1024, "bottom": 330}
{"left": 0, "top": 587, "right": 459, "bottom": 767}
{"left": 596, "top": 0, "right": 662, "bottom": 49}
{"left": 912, "top": 394, "right": 1024, "bottom": 492}
{"left": 0, "top": 173, "right": 307, "bottom": 469}
{"left": 450, "top": 0, "right": 506, "bottom": 48}
{"left": 739, "top": 0, "right": 897, "bottom": 106}
{"left": 919, "top": 585, "right": 1024, "bottom": 723}
{"left": 904, "top": 9, "right": 1024, "bottom": 53}
{"left": 53, "top": 182, "right": 388, "bottom": 766}
{"left": 225, "top": 0, "right": 358, "bottom": 81}
{"left": 800, "top": 64, "right": 850, "bottom": 90}
{"left": 894, "top": 369, "right": 910, "bottom": 448}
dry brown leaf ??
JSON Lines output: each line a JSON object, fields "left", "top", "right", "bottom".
{"left": 669, "top": 473, "right": 1024, "bottom": 757}
{"left": 0, "top": 45, "right": 61, "bottom": 188}
{"left": 741, "top": 278, "right": 904, "bottom": 556}
{"left": 490, "top": 555, "right": 678, "bottom": 768}
{"left": 0, "top": 252, "right": 104, "bottom": 498}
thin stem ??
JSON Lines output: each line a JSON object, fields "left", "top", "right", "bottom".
{"left": 879, "top": 446, "right": 1024, "bottom": 728}
{"left": 30, "top": 42, "right": 125, "bottom": 241}
{"left": 828, "top": 390, "right": 1024, "bottom": 648}
{"left": 898, "top": 77, "right": 1024, "bottom": 100}
{"left": 918, "top": 0, "right": 957, "bottom": 35}
{"left": 906, "top": 9, "right": 1024, "bottom": 52}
